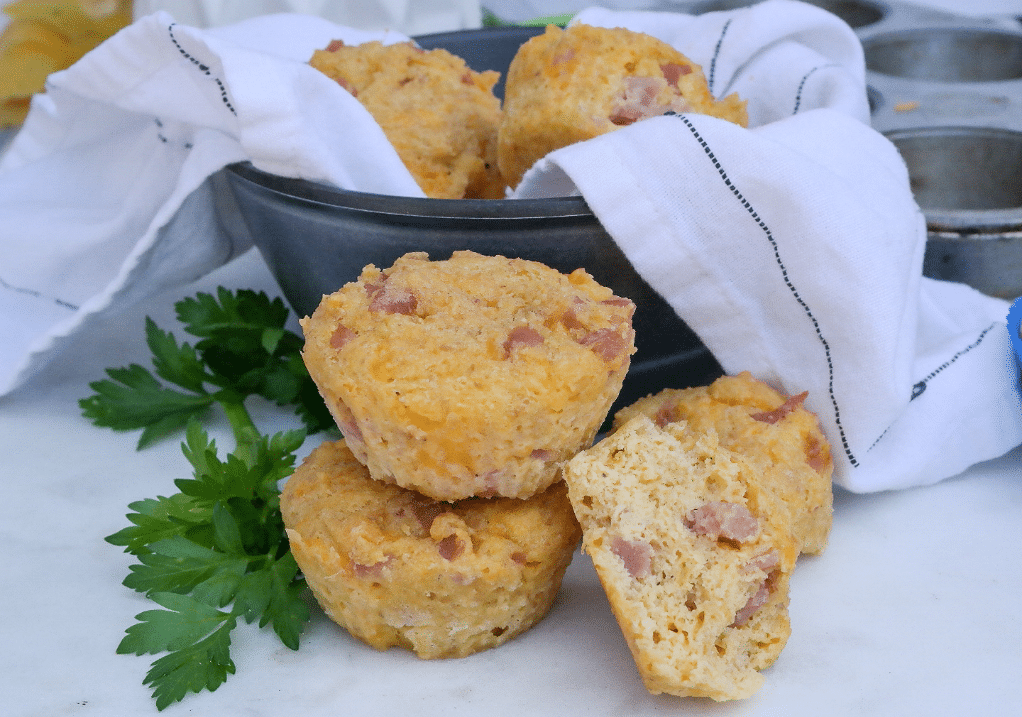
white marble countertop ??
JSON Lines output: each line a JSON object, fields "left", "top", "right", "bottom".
{"left": 4, "top": 1, "right": 1022, "bottom": 716}
{"left": 4, "top": 251, "right": 1022, "bottom": 717}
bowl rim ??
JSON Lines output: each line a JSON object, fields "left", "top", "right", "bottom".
{"left": 224, "top": 161, "right": 596, "bottom": 220}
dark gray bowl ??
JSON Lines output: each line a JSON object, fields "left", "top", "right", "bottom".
{"left": 215, "top": 26, "right": 722, "bottom": 411}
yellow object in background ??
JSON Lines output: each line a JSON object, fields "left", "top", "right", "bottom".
{"left": 0, "top": 0, "right": 132, "bottom": 127}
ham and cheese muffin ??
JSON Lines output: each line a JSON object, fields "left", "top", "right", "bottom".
{"left": 300, "top": 251, "right": 635, "bottom": 501}
{"left": 562, "top": 415, "right": 799, "bottom": 701}
{"left": 310, "top": 39, "right": 505, "bottom": 199}
{"left": 497, "top": 23, "right": 748, "bottom": 188}
{"left": 613, "top": 372, "right": 834, "bottom": 556}
{"left": 280, "top": 439, "right": 581, "bottom": 659}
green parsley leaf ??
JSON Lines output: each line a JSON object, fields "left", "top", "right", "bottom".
{"left": 105, "top": 493, "right": 212, "bottom": 556}
{"left": 118, "top": 591, "right": 238, "bottom": 711}
{"left": 110, "top": 425, "right": 311, "bottom": 709}
{"left": 80, "top": 364, "right": 215, "bottom": 449}
{"left": 80, "top": 288, "right": 334, "bottom": 449}
{"left": 121, "top": 535, "right": 248, "bottom": 602}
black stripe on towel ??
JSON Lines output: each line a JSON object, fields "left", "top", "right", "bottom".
{"left": 671, "top": 112, "right": 858, "bottom": 467}
{"left": 167, "top": 23, "right": 237, "bottom": 116}
{"left": 0, "top": 275, "right": 79, "bottom": 311}
{"left": 792, "top": 64, "right": 839, "bottom": 115}
{"left": 910, "top": 322, "right": 999, "bottom": 401}
{"left": 707, "top": 19, "right": 732, "bottom": 96}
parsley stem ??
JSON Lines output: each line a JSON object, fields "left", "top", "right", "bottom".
{"left": 217, "top": 394, "right": 261, "bottom": 466}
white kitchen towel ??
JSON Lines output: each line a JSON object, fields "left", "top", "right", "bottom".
{"left": 1, "top": 1, "right": 1019, "bottom": 492}
{"left": 0, "top": 10, "right": 422, "bottom": 398}
{"left": 514, "top": 4, "right": 1022, "bottom": 491}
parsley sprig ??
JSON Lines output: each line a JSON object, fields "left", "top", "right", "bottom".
{"left": 81, "top": 287, "right": 332, "bottom": 449}
{"left": 83, "top": 288, "right": 333, "bottom": 710}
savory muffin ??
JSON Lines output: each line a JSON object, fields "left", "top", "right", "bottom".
{"left": 300, "top": 251, "right": 635, "bottom": 501}
{"left": 613, "top": 372, "right": 834, "bottom": 555}
{"left": 280, "top": 438, "right": 581, "bottom": 659}
{"left": 497, "top": 23, "right": 748, "bottom": 188}
{"left": 562, "top": 416, "right": 798, "bottom": 700}
{"left": 310, "top": 39, "right": 506, "bottom": 199}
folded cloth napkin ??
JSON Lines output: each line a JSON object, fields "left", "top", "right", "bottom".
{"left": 0, "top": 10, "right": 421, "bottom": 399}
{"left": 0, "top": 1, "right": 1019, "bottom": 492}
{"left": 516, "top": 4, "right": 1022, "bottom": 492}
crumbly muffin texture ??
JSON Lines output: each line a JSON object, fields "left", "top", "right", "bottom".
{"left": 497, "top": 23, "right": 749, "bottom": 188}
{"left": 613, "top": 371, "right": 834, "bottom": 555}
{"left": 300, "top": 250, "right": 635, "bottom": 501}
{"left": 562, "top": 416, "right": 799, "bottom": 701}
{"left": 281, "top": 439, "right": 582, "bottom": 659}
{"left": 310, "top": 39, "right": 506, "bottom": 199}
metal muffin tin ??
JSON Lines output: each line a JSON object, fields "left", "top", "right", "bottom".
{"left": 669, "top": 0, "right": 1022, "bottom": 298}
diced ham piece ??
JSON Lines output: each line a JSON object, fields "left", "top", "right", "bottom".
{"left": 731, "top": 552, "right": 781, "bottom": 626}
{"left": 685, "top": 501, "right": 760, "bottom": 543}
{"left": 511, "top": 552, "right": 528, "bottom": 565}
{"left": 609, "top": 76, "right": 669, "bottom": 125}
{"left": 530, "top": 448, "right": 555, "bottom": 462}
{"left": 552, "top": 48, "right": 576, "bottom": 65}
{"left": 653, "top": 403, "right": 680, "bottom": 428}
{"left": 503, "top": 326, "right": 544, "bottom": 357}
{"left": 333, "top": 77, "right": 356, "bottom": 97}
{"left": 746, "top": 549, "right": 780, "bottom": 574}
{"left": 579, "top": 328, "right": 628, "bottom": 362}
{"left": 408, "top": 497, "right": 447, "bottom": 532}
{"left": 366, "top": 277, "right": 417, "bottom": 315}
{"left": 731, "top": 577, "right": 771, "bottom": 627}
{"left": 351, "top": 555, "right": 392, "bottom": 578}
{"left": 660, "top": 62, "right": 692, "bottom": 88}
{"left": 611, "top": 536, "right": 652, "bottom": 579}
{"left": 437, "top": 535, "right": 465, "bottom": 561}
{"left": 326, "top": 39, "right": 345, "bottom": 52}
{"left": 751, "top": 391, "right": 808, "bottom": 424}
{"left": 332, "top": 400, "right": 364, "bottom": 444}
{"left": 559, "top": 306, "right": 584, "bottom": 331}
{"left": 804, "top": 433, "right": 831, "bottom": 472}
{"left": 601, "top": 297, "right": 635, "bottom": 311}
{"left": 330, "top": 324, "right": 356, "bottom": 349}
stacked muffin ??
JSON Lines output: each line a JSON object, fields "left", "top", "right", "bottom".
{"left": 281, "top": 251, "right": 636, "bottom": 658}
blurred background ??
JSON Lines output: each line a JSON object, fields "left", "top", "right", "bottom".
{"left": 3, "top": 0, "right": 1022, "bottom": 131}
